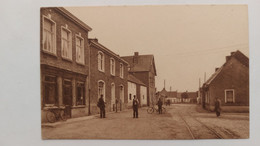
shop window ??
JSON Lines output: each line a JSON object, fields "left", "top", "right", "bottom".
{"left": 43, "top": 75, "right": 57, "bottom": 106}
{"left": 76, "top": 82, "right": 85, "bottom": 105}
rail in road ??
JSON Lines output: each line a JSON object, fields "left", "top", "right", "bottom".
{"left": 174, "top": 105, "right": 224, "bottom": 139}
{"left": 178, "top": 112, "right": 224, "bottom": 139}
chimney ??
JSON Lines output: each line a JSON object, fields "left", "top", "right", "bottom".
{"left": 133, "top": 52, "right": 139, "bottom": 64}
{"left": 226, "top": 56, "right": 231, "bottom": 62}
{"left": 231, "top": 52, "right": 235, "bottom": 55}
{"left": 215, "top": 68, "right": 219, "bottom": 72}
{"left": 170, "top": 86, "right": 172, "bottom": 92}
{"left": 91, "top": 38, "right": 98, "bottom": 42}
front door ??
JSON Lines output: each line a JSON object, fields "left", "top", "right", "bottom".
{"left": 63, "top": 79, "right": 72, "bottom": 118}
{"left": 111, "top": 83, "right": 115, "bottom": 111}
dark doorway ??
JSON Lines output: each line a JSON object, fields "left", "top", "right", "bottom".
{"left": 63, "top": 79, "right": 72, "bottom": 118}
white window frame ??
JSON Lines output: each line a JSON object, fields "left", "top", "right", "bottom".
{"left": 42, "top": 15, "right": 56, "bottom": 55}
{"left": 98, "top": 80, "right": 106, "bottom": 101}
{"left": 110, "top": 58, "right": 115, "bottom": 76}
{"left": 225, "top": 89, "right": 235, "bottom": 103}
{"left": 61, "top": 25, "right": 72, "bottom": 60}
{"left": 98, "top": 51, "right": 105, "bottom": 72}
{"left": 120, "top": 63, "right": 124, "bottom": 78}
{"left": 75, "top": 34, "right": 85, "bottom": 64}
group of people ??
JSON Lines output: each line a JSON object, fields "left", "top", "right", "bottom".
{"left": 97, "top": 95, "right": 222, "bottom": 119}
{"left": 97, "top": 95, "right": 164, "bottom": 119}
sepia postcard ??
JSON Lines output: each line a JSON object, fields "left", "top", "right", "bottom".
{"left": 40, "top": 5, "right": 249, "bottom": 139}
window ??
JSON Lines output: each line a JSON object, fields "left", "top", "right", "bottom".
{"left": 76, "top": 35, "right": 84, "bottom": 64}
{"left": 43, "top": 75, "right": 57, "bottom": 106}
{"left": 98, "top": 80, "right": 105, "bottom": 101}
{"left": 42, "top": 16, "right": 56, "bottom": 54}
{"left": 225, "top": 89, "right": 235, "bottom": 103}
{"left": 110, "top": 58, "right": 115, "bottom": 75}
{"left": 120, "top": 63, "right": 124, "bottom": 78}
{"left": 129, "top": 94, "right": 132, "bottom": 100}
{"left": 76, "top": 82, "right": 85, "bottom": 106}
{"left": 120, "top": 85, "right": 124, "bottom": 103}
{"left": 98, "top": 51, "right": 105, "bottom": 72}
{"left": 61, "top": 26, "right": 72, "bottom": 60}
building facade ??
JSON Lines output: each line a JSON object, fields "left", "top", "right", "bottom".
{"left": 122, "top": 52, "right": 157, "bottom": 106}
{"left": 127, "top": 74, "right": 147, "bottom": 107}
{"left": 202, "top": 50, "right": 249, "bottom": 112}
{"left": 40, "top": 7, "right": 92, "bottom": 122}
{"left": 89, "top": 39, "right": 128, "bottom": 114}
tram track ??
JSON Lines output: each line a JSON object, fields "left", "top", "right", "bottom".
{"left": 177, "top": 111, "right": 224, "bottom": 139}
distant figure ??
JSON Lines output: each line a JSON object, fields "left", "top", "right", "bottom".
{"left": 97, "top": 95, "right": 106, "bottom": 118}
{"left": 133, "top": 96, "right": 139, "bottom": 118}
{"left": 157, "top": 98, "right": 163, "bottom": 114}
{"left": 214, "top": 97, "right": 221, "bottom": 117}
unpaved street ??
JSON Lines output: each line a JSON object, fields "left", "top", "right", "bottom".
{"left": 42, "top": 104, "right": 249, "bottom": 139}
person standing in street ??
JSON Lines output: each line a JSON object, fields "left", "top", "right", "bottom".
{"left": 157, "top": 98, "right": 163, "bottom": 114}
{"left": 133, "top": 96, "right": 139, "bottom": 118}
{"left": 97, "top": 95, "right": 106, "bottom": 118}
{"left": 214, "top": 97, "right": 221, "bottom": 117}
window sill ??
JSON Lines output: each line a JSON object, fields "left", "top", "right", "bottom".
{"left": 42, "top": 105, "right": 65, "bottom": 110}
{"left": 72, "top": 105, "right": 86, "bottom": 109}
{"left": 61, "top": 56, "right": 73, "bottom": 62}
{"left": 98, "top": 69, "right": 105, "bottom": 73}
{"left": 76, "top": 61, "right": 85, "bottom": 66}
{"left": 42, "top": 49, "right": 57, "bottom": 57}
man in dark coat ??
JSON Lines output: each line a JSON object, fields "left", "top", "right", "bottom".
{"left": 157, "top": 98, "right": 163, "bottom": 114}
{"left": 214, "top": 97, "right": 221, "bottom": 117}
{"left": 133, "top": 96, "right": 139, "bottom": 118}
{"left": 97, "top": 95, "right": 106, "bottom": 118}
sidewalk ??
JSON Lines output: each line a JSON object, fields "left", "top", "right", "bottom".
{"left": 41, "top": 109, "right": 131, "bottom": 128}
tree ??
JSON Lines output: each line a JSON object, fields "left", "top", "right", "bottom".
{"left": 181, "top": 91, "right": 189, "bottom": 103}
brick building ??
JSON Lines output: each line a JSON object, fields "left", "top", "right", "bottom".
{"left": 202, "top": 50, "right": 249, "bottom": 112}
{"left": 89, "top": 39, "right": 129, "bottom": 114}
{"left": 40, "top": 7, "right": 92, "bottom": 122}
{"left": 122, "top": 52, "right": 157, "bottom": 106}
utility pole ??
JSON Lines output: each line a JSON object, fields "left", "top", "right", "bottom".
{"left": 204, "top": 72, "right": 206, "bottom": 83}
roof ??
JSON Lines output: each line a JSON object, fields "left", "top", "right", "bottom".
{"left": 232, "top": 50, "right": 249, "bottom": 67}
{"left": 204, "top": 50, "right": 249, "bottom": 85}
{"left": 55, "top": 7, "right": 92, "bottom": 31}
{"left": 89, "top": 39, "right": 129, "bottom": 65}
{"left": 127, "top": 74, "right": 146, "bottom": 86}
{"left": 186, "top": 92, "right": 198, "bottom": 98}
{"left": 121, "top": 55, "right": 157, "bottom": 75}
{"left": 159, "top": 88, "right": 177, "bottom": 97}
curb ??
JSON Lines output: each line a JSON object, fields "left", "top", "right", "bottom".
{"left": 41, "top": 109, "right": 132, "bottom": 128}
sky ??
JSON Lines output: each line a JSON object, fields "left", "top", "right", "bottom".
{"left": 65, "top": 5, "right": 249, "bottom": 92}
